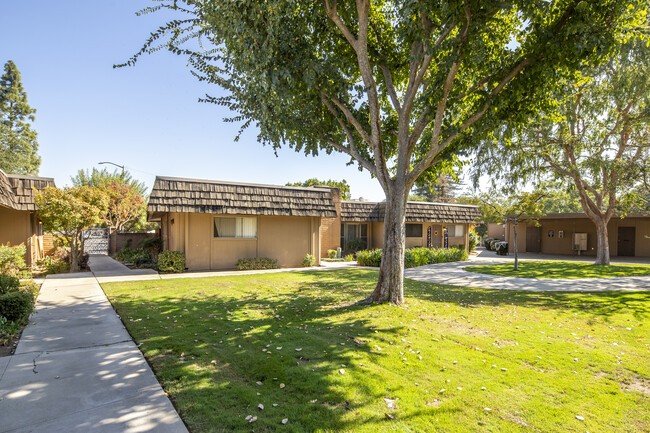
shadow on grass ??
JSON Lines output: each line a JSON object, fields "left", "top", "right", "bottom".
{"left": 105, "top": 268, "right": 647, "bottom": 431}
{"left": 107, "top": 269, "right": 460, "bottom": 431}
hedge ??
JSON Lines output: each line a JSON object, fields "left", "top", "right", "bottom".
{"left": 0, "top": 290, "right": 34, "bottom": 322}
{"left": 236, "top": 257, "right": 279, "bottom": 271}
{"left": 356, "top": 247, "right": 468, "bottom": 268}
{"left": 157, "top": 251, "right": 186, "bottom": 273}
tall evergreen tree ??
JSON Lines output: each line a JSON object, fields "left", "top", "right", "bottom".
{"left": 0, "top": 60, "right": 40, "bottom": 175}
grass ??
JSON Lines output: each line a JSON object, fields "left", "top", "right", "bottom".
{"left": 465, "top": 260, "right": 650, "bottom": 279}
{"left": 102, "top": 269, "right": 650, "bottom": 432}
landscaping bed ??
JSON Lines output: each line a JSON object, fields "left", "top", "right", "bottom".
{"left": 465, "top": 261, "right": 650, "bottom": 279}
{"left": 102, "top": 269, "right": 649, "bottom": 432}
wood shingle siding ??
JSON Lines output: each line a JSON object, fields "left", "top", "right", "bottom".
{"left": 148, "top": 177, "right": 338, "bottom": 218}
{"left": 0, "top": 170, "right": 55, "bottom": 211}
{"left": 341, "top": 201, "right": 481, "bottom": 223}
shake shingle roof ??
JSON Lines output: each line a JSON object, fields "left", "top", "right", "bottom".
{"left": 341, "top": 201, "right": 480, "bottom": 223}
{"left": 148, "top": 176, "right": 338, "bottom": 218}
{"left": 0, "top": 170, "right": 55, "bottom": 211}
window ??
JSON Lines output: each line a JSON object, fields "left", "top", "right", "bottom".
{"left": 406, "top": 223, "right": 423, "bottom": 238}
{"left": 447, "top": 224, "right": 464, "bottom": 237}
{"left": 341, "top": 223, "right": 368, "bottom": 250}
{"left": 213, "top": 217, "right": 257, "bottom": 238}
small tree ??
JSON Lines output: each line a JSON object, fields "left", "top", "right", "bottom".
{"left": 35, "top": 186, "right": 108, "bottom": 272}
{"left": 0, "top": 60, "right": 40, "bottom": 175}
{"left": 72, "top": 168, "right": 148, "bottom": 232}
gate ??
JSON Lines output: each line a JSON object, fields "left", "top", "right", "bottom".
{"left": 84, "top": 228, "right": 109, "bottom": 255}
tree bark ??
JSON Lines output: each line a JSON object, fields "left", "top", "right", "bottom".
{"left": 512, "top": 220, "right": 519, "bottom": 271}
{"left": 365, "top": 186, "right": 408, "bottom": 305}
{"left": 592, "top": 216, "right": 611, "bottom": 265}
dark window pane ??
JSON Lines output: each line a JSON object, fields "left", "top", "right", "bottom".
{"left": 406, "top": 223, "right": 422, "bottom": 238}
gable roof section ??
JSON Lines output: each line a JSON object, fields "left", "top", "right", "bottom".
{"left": 0, "top": 170, "right": 18, "bottom": 210}
{"left": 0, "top": 171, "right": 55, "bottom": 211}
{"left": 341, "top": 201, "right": 481, "bottom": 223}
{"left": 148, "top": 176, "right": 338, "bottom": 218}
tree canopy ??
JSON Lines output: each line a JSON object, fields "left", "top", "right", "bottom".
{"left": 35, "top": 186, "right": 108, "bottom": 272}
{"left": 122, "top": 0, "right": 646, "bottom": 303}
{"left": 72, "top": 167, "right": 150, "bottom": 232}
{"left": 286, "top": 178, "right": 351, "bottom": 200}
{"left": 0, "top": 60, "right": 40, "bottom": 175}
{"left": 474, "top": 39, "right": 650, "bottom": 264}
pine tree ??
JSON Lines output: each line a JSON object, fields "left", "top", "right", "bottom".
{"left": 0, "top": 60, "right": 40, "bottom": 175}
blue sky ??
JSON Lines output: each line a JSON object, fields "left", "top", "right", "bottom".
{"left": 1, "top": 1, "right": 395, "bottom": 200}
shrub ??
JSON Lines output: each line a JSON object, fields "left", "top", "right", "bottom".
{"left": 0, "top": 315, "right": 22, "bottom": 344}
{"left": 0, "top": 290, "right": 34, "bottom": 322}
{"left": 344, "top": 254, "right": 355, "bottom": 262}
{"left": 157, "top": 251, "right": 186, "bottom": 273}
{"left": 303, "top": 254, "right": 316, "bottom": 267}
{"left": 355, "top": 249, "right": 383, "bottom": 267}
{"left": 327, "top": 249, "right": 338, "bottom": 259}
{"left": 356, "top": 247, "right": 468, "bottom": 268}
{"left": 236, "top": 257, "right": 279, "bottom": 271}
{"left": 114, "top": 248, "right": 153, "bottom": 267}
{"left": 38, "top": 256, "right": 70, "bottom": 274}
{"left": 469, "top": 228, "right": 478, "bottom": 251}
{"left": 0, "top": 244, "right": 26, "bottom": 277}
{"left": 0, "top": 275, "right": 20, "bottom": 295}
{"left": 139, "top": 236, "right": 163, "bottom": 256}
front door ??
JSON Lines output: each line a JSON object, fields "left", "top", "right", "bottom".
{"left": 617, "top": 227, "right": 635, "bottom": 256}
{"left": 526, "top": 226, "right": 541, "bottom": 253}
{"left": 431, "top": 224, "right": 442, "bottom": 248}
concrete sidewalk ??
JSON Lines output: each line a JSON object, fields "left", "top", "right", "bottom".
{"left": 89, "top": 253, "right": 364, "bottom": 284}
{"left": 0, "top": 272, "right": 187, "bottom": 432}
{"left": 405, "top": 255, "right": 650, "bottom": 291}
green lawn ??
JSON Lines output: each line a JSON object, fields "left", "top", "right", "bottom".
{"left": 465, "top": 260, "right": 650, "bottom": 279}
{"left": 102, "top": 270, "right": 650, "bottom": 432}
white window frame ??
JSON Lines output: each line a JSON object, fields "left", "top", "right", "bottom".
{"left": 213, "top": 216, "right": 257, "bottom": 239}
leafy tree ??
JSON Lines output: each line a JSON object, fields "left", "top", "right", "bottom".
{"left": 121, "top": 0, "right": 644, "bottom": 303}
{"left": 538, "top": 186, "right": 583, "bottom": 214}
{"left": 0, "top": 60, "right": 40, "bottom": 175}
{"left": 475, "top": 40, "right": 650, "bottom": 265}
{"left": 411, "top": 174, "right": 462, "bottom": 203}
{"left": 286, "top": 178, "right": 351, "bottom": 200}
{"left": 35, "top": 186, "right": 108, "bottom": 272}
{"left": 71, "top": 168, "right": 147, "bottom": 196}
{"left": 72, "top": 168, "right": 150, "bottom": 232}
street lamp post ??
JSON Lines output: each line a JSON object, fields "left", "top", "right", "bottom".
{"left": 98, "top": 161, "right": 125, "bottom": 175}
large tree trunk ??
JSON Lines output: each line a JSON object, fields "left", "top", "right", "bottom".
{"left": 592, "top": 216, "right": 611, "bottom": 265}
{"left": 365, "top": 187, "right": 408, "bottom": 305}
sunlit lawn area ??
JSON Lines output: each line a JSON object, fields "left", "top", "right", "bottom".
{"left": 465, "top": 260, "right": 650, "bottom": 279}
{"left": 102, "top": 269, "right": 650, "bottom": 432}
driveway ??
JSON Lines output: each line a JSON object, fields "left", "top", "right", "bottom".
{"left": 405, "top": 254, "right": 650, "bottom": 291}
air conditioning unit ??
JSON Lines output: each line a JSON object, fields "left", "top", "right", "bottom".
{"left": 573, "top": 233, "right": 587, "bottom": 253}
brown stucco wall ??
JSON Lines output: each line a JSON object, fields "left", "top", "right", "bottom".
{"left": 505, "top": 217, "right": 650, "bottom": 257}
{"left": 162, "top": 212, "right": 321, "bottom": 270}
{"left": 319, "top": 189, "right": 342, "bottom": 258}
{"left": 487, "top": 223, "right": 506, "bottom": 241}
{"left": 0, "top": 206, "right": 41, "bottom": 266}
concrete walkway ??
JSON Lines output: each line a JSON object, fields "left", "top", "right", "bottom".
{"left": 89, "top": 254, "right": 363, "bottom": 284}
{"left": 0, "top": 268, "right": 187, "bottom": 431}
{"left": 405, "top": 255, "right": 650, "bottom": 292}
